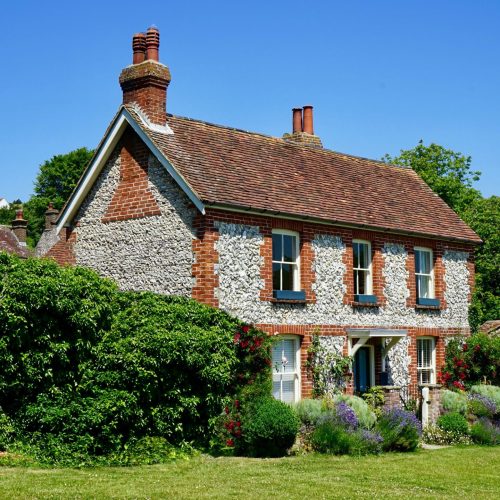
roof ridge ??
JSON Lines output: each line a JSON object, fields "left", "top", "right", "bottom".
{"left": 166, "top": 113, "right": 410, "bottom": 171}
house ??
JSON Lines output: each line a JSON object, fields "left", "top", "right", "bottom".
{"left": 0, "top": 209, "right": 30, "bottom": 258}
{"left": 37, "top": 27, "right": 481, "bottom": 403}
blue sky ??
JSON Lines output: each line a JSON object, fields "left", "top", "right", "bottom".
{"left": 1, "top": 0, "right": 499, "bottom": 201}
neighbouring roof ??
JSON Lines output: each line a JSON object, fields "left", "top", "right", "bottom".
{"left": 0, "top": 226, "right": 30, "bottom": 258}
{"left": 59, "top": 105, "right": 481, "bottom": 244}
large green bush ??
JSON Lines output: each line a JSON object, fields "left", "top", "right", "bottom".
{"left": 93, "top": 292, "right": 242, "bottom": 444}
{"left": 0, "top": 253, "right": 261, "bottom": 463}
{"left": 0, "top": 253, "right": 117, "bottom": 414}
{"left": 241, "top": 397, "right": 299, "bottom": 457}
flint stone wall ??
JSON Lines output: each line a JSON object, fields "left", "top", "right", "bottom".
{"left": 215, "top": 222, "right": 471, "bottom": 329}
{"left": 73, "top": 152, "right": 196, "bottom": 295}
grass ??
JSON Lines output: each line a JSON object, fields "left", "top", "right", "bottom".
{"left": 1, "top": 447, "right": 499, "bottom": 499}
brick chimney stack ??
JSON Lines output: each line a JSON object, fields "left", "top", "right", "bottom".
{"left": 119, "top": 27, "right": 171, "bottom": 125}
{"left": 11, "top": 209, "right": 27, "bottom": 245}
{"left": 283, "top": 105, "right": 322, "bottom": 148}
{"left": 45, "top": 202, "right": 59, "bottom": 230}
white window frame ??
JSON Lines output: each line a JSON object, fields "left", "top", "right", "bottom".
{"left": 417, "top": 336, "right": 436, "bottom": 384}
{"left": 272, "top": 335, "right": 301, "bottom": 403}
{"left": 353, "top": 239, "right": 372, "bottom": 295}
{"left": 414, "top": 247, "right": 435, "bottom": 299}
{"left": 272, "top": 229, "right": 300, "bottom": 291}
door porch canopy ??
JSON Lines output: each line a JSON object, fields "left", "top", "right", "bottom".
{"left": 347, "top": 328, "right": 408, "bottom": 371}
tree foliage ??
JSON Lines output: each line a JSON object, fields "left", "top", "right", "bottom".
{"left": 384, "top": 141, "right": 499, "bottom": 330}
{"left": 383, "top": 141, "right": 482, "bottom": 214}
{"left": 22, "top": 147, "right": 93, "bottom": 245}
{"left": 0, "top": 200, "right": 22, "bottom": 227}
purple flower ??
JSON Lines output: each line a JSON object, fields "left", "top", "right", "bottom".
{"left": 333, "top": 402, "right": 358, "bottom": 429}
{"left": 468, "top": 394, "right": 497, "bottom": 416}
{"left": 381, "top": 407, "right": 422, "bottom": 436}
{"left": 360, "top": 429, "right": 384, "bottom": 444}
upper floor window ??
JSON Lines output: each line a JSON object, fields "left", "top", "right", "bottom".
{"left": 415, "top": 247, "right": 434, "bottom": 300}
{"left": 417, "top": 337, "right": 436, "bottom": 384}
{"left": 272, "top": 230, "right": 300, "bottom": 291}
{"left": 353, "top": 240, "right": 372, "bottom": 297}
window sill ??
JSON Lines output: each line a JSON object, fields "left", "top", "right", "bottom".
{"left": 352, "top": 295, "right": 380, "bottom": 308}
{"left": 273, "top": 290, "right": 306, "bottom": 301}
{"left": 352, "top": 301, "right": 381, "bottom": 308}
{"left": 417, "top": 298, "right": 440, "bottom": 307}
{"left": 415, "top": 304, "right": 441, "bottom": 311}
{"left": 270, "top": 298, "right": 307, "bottom": 305}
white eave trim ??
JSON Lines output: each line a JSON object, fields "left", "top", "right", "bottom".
{"left": 56, "top": 109, "right": 205, "bottom": 234}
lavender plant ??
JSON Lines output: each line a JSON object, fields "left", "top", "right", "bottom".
{"left": 377, "top": 407, "right": 422, "bottom": 452}
{"left": 467, "top": 393, "right": 497, "bottom": 418}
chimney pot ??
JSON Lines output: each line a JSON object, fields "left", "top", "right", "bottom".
{"left": 292, "top": 108, "right": 303, "bottom": 134}
{"left": 146, "top": 26, "right": 160, "bottom": 61}
{"left": 303, "top": 105, "right": 314, "bottom": 135}
{"left": 120, "top": 27, "right": 171, "bottom": 125}
{"left": 132, "top": 33, "right": 147, "bottom": 64}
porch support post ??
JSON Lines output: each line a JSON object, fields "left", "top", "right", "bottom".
{"left": 349, "top": 336, "right": 369, "bottom": 357}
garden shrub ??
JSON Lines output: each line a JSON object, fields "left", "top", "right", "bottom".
{"left": 436, "top": 412, "right": 469, "bottom": 436}
{"left": 333, "top": 394, "right": 376, "bottom": 429}
{"left": 440, "top": 334, "right": 500, "bottom": 389}
{"left": 91, "top": 292, "right": 245, "bottom": 445}
{"left": 469, "top": 385, "right": 500, "bottom": 409}
{"left": 362, "top": 386, "right": 385, "bottom": 418}
{"left": 241, "top": 397, "right": 300, "bottom": 457}
{"left": 441, "top": 390, "right": 467, "bottom": 414}
{"left": 467, "top": 394, "right": 497, "bottom": 418}
{"left": 376, "top": 408, "right": 421, "bottom": 452}
{"left": 422, "top": 424, "right": 472, "bottom": 446}
{"left": 470, "top": 419, "right": 500, "bottom": 445}
{"left": 293, "top": 399, "right": 324, "bottom": 426}
{"left": 311, "top": 413, "right": 382, "bottom": 456}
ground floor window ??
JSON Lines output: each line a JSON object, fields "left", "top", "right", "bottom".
{"left": 272, "top": 335, "right": 301, "bottom": 403}
{"left": 417, "top": 337, "right": 436, "bottom": 384}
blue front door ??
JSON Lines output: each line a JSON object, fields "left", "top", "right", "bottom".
{"left": 354, "top": 346, "right": 371, "bottom": 393}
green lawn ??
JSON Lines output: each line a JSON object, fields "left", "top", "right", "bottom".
{"left": 1, "top": 447, "right": 499, "bottom": 499}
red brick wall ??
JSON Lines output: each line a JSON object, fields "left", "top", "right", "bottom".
{"left": 45, "top": 227, "right": 76, "bottom": 265}
{"left": 102, "top": 128, "right": 161, "bottom": 223}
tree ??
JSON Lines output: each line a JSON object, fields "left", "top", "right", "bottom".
{"left": 384, "top": 141, "right": 499, "bottom": 331}
{"left": 23, "top": 147, "right": 93, "bottom": 245}
{"left": 0, "top": 199, "right": 22, "bottom": 226}
{"left": 383, "top": 140, "right": 482, "bottom": 215}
